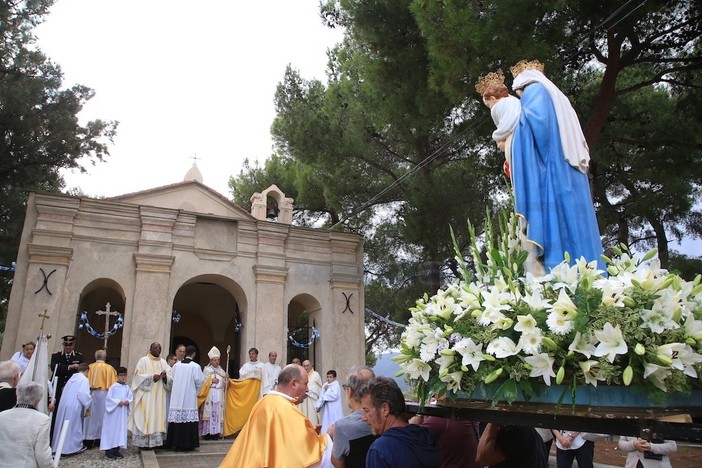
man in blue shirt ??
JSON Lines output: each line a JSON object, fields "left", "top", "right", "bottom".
{"left": 358, "top": 376, "right": 439, "bottom": 468}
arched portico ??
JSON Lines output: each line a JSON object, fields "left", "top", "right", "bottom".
{"left": 170, "top": 274, "right": 247, "bottom": 371}
{"left": 287, "top": 293, "right": 322, "bottom": 368}
{"left": 76, "top": 278, "right": 126, "bottom": 367}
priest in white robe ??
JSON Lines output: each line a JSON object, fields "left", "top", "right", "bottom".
{"left": 301, "top": 360, "right": 322, "bottom": 425}
{"left": 165, "top": 345, "right": 204, "bottom": 451}
{"left": 51, "top": 363, "right": 91, "bottom": 455}
{"left": 262, "top": 350, "right": 281, "bottom": 396}
{"left": 128, "top": 342, "right": 172, "bottom": 448}
{"left": 199, "top": 346, "right": 228, "bottom": 439}
{"left": 238, "top": 347, "right": 266, "bottom": 398}
{"left": 83, "top": 349, "right": 116, "bottom": 448}
{"left": 316, "top": 369, "right": 344, "bottom": 434}
{"left": 100, "top": 366, "right": 132, "bottom": 459}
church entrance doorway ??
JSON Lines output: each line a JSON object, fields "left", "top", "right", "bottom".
{"left": 75, "top": 279, "right": 126, "bottom": 368}
{"left": 170, "top": 275, "right": 245, "bottom": 373}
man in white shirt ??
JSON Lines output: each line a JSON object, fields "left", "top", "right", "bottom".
{"left": 262, "top": 351, "right": 281, "bottom": 396}
{"left": 238, "top": 347, "right": 265, "bottom": 398}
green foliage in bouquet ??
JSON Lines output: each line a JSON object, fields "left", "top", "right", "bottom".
{"left": 393, "top": 209, "right": 702, "bottom": 408}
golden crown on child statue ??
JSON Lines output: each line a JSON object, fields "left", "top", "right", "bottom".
{"left": 474, "top": 69, "right": 506, "bottom": 95}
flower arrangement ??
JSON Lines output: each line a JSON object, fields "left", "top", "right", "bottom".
{"left": 394, "top": 210, "right": 702, "bottom": 407}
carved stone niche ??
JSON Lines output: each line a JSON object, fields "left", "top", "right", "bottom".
{"left": 250, "top": 184, "right": 294, "bottom": 224}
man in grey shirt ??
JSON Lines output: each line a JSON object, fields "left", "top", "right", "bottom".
{"left": 328, "top": 365, "right": 377, "bottom": 467}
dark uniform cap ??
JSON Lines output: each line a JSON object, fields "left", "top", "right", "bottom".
{"left": 61, "top": 335, "right": 76, "bottom": 345}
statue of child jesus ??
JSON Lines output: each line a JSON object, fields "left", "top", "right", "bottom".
{"left": 475, "top": 69, "right": 521, "bottom": 177}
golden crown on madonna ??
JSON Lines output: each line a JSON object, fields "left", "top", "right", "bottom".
{"left": 510, "top": 59, "right": 545, "bottom": 77}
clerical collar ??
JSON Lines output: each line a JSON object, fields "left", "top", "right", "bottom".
{"left": 183, "top": 357, "right": 193, "bottom": 364}
{"left": 14, "top": 403, "right": 36, "bottom": 410}
{"left": 268, "top": 390, "right": 297, "bottom": 404}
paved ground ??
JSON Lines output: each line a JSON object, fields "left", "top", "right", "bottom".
{"left": 152, "top": 439, "right": 232, "bottom": 468}
{"left": 60, "top": 437, "right": 631, "bottom": 467}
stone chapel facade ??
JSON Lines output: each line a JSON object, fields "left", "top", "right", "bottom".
{"left": 1, "top": 168, "right": 365, "bottom": 376}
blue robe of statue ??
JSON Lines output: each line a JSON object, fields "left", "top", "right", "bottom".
{"left": 511, "top": 82, "right": 604, "bottom": 272}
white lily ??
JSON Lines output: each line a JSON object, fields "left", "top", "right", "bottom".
{"left": 514, "top": 314, "right": 538, "bottom": 333}
{"left": 594, "top": 322, "right": 628, "bottom": 363}
{"left": 683, "top": 314, "right": 702, "bottom": 341}
{"left": 569, "top": 332, "right": 597, "bottom": 358}
{"left": 404, "top": 358, "right": 432, "bottom": 382}
{"left": 439, "top": 370, "right": 464, "bottom": 392}
{"left": 578, "top": 360, "right": 605, "bottom": 386}
{"left": 486, "top": 337, "right": 520, "bottom": 358}
{"left": 657, "top": 343, "right": 702, "bottom": 378}
{"left": 640, "top": 301, "right": 679, "bottom": 334}
{"left": 550, "top": 289, "right": 578, "bottom": 319}
{"left": 453, "top": 337, "right": 485, "bottom": 371}
{"left": 643, "top": 363, "right": 670, "bottom": 392}
{"left": 525, "top": 352, "right": 556, "bottom": 385}
{"left": 435, "top": 353, "right": 456, "bottom": 375}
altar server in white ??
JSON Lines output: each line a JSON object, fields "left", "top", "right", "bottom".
{"left": 100, "top": 367, "right": 132, "bottom": 459}
{"left": 316, "top": 369, "right": 344, "bottom": 434}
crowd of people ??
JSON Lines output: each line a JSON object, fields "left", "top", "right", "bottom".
{"left": 0, "top": 338, "right": 682, "bottom": 467}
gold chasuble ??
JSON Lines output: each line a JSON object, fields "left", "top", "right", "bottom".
{"left": 197, "top": 377, "right": 261, "bottom": 435}
{"left": 219, "top": 392, "right": 328, "bottom": 468}
{"left": 88, "top": 361, "right": 117, "bottom": 389}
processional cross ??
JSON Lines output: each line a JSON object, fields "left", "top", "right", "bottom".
{"left": 95, "top": 303, "right": 120, "bottom": 350}
{"left": 38, "top": 309, "right": 50, "bottom": 331}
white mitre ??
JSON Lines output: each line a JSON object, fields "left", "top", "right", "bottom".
{"left": 208, "top": 346, "right": 221, "bottom": 359}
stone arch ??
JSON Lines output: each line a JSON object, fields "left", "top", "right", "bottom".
{"left": 171, "top": 274, "right": 247, "bottom": 370}
{"left": 76, "top": 278, "right": 126, "bottom": 367}
{"left": 287, "top": 293, "right": 322, "bottom": 368}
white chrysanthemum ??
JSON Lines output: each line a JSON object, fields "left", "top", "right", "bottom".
{"left": 518, "top": 331, "right": 543, "bottom": 355}
{"left": 486, "top": 337, "right": 520, "bottom": 358}
{"left": 404, "top": 358, "right": 431, "bottom": 382}
{"left": 525, "top": 352, "right": 556, "bottom": 385}
{"left": 594, "top": 322, "right": 628, "bottom": 363}
{"left": 657, "top": 343, "right": 702, "bottom": 378}
{"left": 453, "top": 337, "right": 485, "bottom": 371}
{"left": 546, "top": 311, "right": 574, "bottom": 335}
{"left": 568, "top": 332, "right": 597, "bottom": 358}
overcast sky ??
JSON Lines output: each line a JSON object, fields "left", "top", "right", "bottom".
{"left": 34, "top": 1, "right": 700, "bottom": 256}
{"left": 36, "top": 0, "right": 343, "bottom": 197}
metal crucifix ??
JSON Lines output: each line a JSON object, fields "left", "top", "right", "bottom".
{"left": 95, "top": 303, "right": 120, "bottom": 350}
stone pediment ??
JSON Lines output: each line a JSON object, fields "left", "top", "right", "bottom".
{"left": 108, "top": 180, "right": 254, "bottom": 220}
